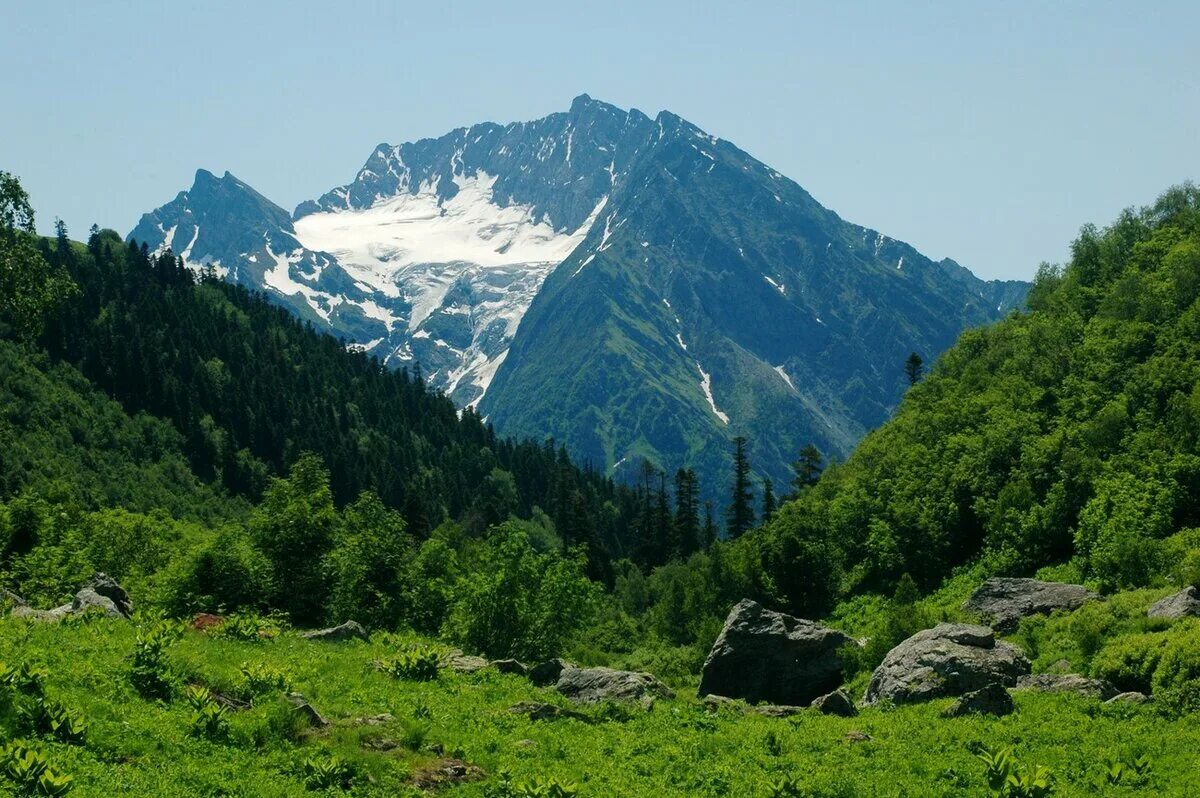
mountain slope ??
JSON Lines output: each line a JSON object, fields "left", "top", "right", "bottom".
{"left": 129, "top": 96, "right": 1027, "bottom": 499}
{"left": 480, "top": 105, "right": 1028, "bottom": 492}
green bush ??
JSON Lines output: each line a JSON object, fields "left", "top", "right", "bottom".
{"left": 184, "top": 685, "right": 229, "bottom": 740}
{"left": 130, "top": 622, "right": 180, "bottom": 700}
{"left": 1150, "top": 624, "right": 1200, "bottom": 713}
{"left": 0, "top": 741, "right": 73, "bottom": 796}
{"left": 379, "top": 647, "right": 440, "bottom": 682}
{"left": 1091, "top": 632, "right": 1169, "bottom": 693}
{"left": 300, "top": 753, "right": 354, "bottom": 791}
{"left": 239, "top": 662, "right": 291, "bottom": 696}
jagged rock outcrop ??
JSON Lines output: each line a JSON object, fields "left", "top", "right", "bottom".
{"left": 1015, "top": 673, "right": 1118, "bottom": 700}
{"left": 1147, "top": 586, "right": 1200, "bottom": 620}
{"left": 84, "top": 572, "right": 134, "bottom": 617}
{"left": 698, "top": 599, "right": 857, "bottom": 706}
{"left": 8, "top": 575, "right": 133, "bottom": 622}
{"left": 1106, "top": 691, "right": 1151, "bottom": 705}
{"left": 963, "top": 578, "right": 1098, "bottom": 632}
{"left": 863, "top": 623, "right": 1030, "bottom": 705}
{"left": 811, "top": 689, "right": 857, "bottom": 717}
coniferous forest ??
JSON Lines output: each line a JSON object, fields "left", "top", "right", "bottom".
{"left": 4, "top": 166, "right": 1200, "bottom": 795}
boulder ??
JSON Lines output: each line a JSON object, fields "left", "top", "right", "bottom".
{"left": 963, "top": 578, "right": 1097, "bottom": 633}
{"left": 942, "top": 683, "right": 1014, "bottom": 717}
{"left": 10, "top": 606, "right": 63, "bottom": 622}
{"left": 285, "top": 693, "right": 328, "bottom": 727}
{"left": 1106, "top": 691, "right": 1151, "bottom": 705}
{"left": 491, "top": 658, "right": 528, "bottom": 676}
{"left": 811, "top": 689, "right": 857, "bottom": 717}
{"left": 1147, "top": 586, "right": 1200, "bottom": 620}
{"left": 71, "top": 588, "right": 124, "bottom": 618}
{"left": 83, "top": 573, "right": 133, "bottom": 617}
{"left": 552, "top": 666, "right": 674, "bottom": 704}
{"left": 1, "top": 590, "right": 26, "bottom": 607}
{"left": 442, "top": 652, "right": 489, "bottom": 673}
{"left": 528, "top": 658, "right": 571, "bottom": 687}
{"left": 863, "top": 623, "right": 1030, "bottom": 705}
{"left": 301, "top": 621, "right": 368, "bottom": 642}
{"left": 1015, "top": 673, "right": 1118, "bottom": 701}
{"left": 698, "top": 599, "right": 857, "bottom": 707}
{"left": 409, "top": 759, "right": 485, "bottom": 790}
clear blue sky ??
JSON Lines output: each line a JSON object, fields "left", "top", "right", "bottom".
{"left": 3, "top": 1, "right": 1197, "bottom": 281}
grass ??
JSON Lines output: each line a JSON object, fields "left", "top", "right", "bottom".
{"left": 0, "top": 614, "right": 1198, "bottom": 796}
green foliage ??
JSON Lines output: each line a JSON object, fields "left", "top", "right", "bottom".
{"left": 378, "top": 646, "right": 441, "bottom": 682}
{"left": 325, "top": 491, "right": 412, "bottom": 630}
{"left": 301, "top": 752, "right": 355, "bottom": 791}
{"left": 0, "top": 172, "right": 77, "bottom": 341}
{"left": 445, "top": 525, "right": 599, "bottom": 661}
{"left": 184, "top": 684, "right": 229, "bottom": 740}
{"left": 130, "top": 622, "right": 180, "bottom": 700}
{"left": 1090, "top": 632, "right": 1169, "bottom": 693}
{"left": 974, "top": 744, "right": 1055, "bottom": 798}
{"left": 0, "top": 741, "right": 73, "bottom": 796}
{"left": 239, "top": 661, "right": 292, "bottom": 696}
{"left": 487, "top": 770, "right": 579, "bottom": 798}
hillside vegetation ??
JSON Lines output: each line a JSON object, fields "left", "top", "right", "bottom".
{"left": 3, "top": 169, "right": 1200, "bottom": 795}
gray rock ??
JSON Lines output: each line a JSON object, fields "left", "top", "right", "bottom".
{"left": 811, "top": 689, "right": 858, "bottom": 717}
{"left": 528, "top": 658, "right": 571, "bottom": 687}
{"left": 698, "top": 599, "right": 857, "bottom": 707}
{"left": 443, "top": 652, "right": 489, "bottom": 673}
{"left": 83, "top": 573, "right": 133, "bottom": 617}
{"left": 71, "top": 588, "right": 124, "bottom": 618}
{"left": 1147, "top": 586, "right": 1200, "bottom": 620}
{"left": 1015, "top": 673, "right": 1118, "bottom": 700}
{"left": 1106, "top": 691, "right": 1151, "bottom": 705}
{"left": 2, "top": 590, "right": 26, "bottom": 607}
{"left": 10, "top": 605, "right": 61, "bottom": 622}
{"left": 553, "top": 666, "right": 674, "bottom": 704}
{"left": 752, "top": 704, "right": 805, "bottom": 718}
{"left": 942, "top": 683, "right": 1014, "bottom": 717}
{"left": 491, "top": 658, "right": 528, "bottom": 676}
{"left": 507, "top": 701, "right": 592, "bottom": 723}
{"left": 301, "top": 620, "right": 368, "bottom": 642}
{"left": 285, "top": 692, "right": 328, "bottom": 727}
{"left": 963, "top": 578, "right": 1098, "bottom": 633}
{"left": 863, "top": 623, "right": 1031, "bottom": 705}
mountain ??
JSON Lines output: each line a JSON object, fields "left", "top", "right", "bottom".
{"left": 129, "top": 95, "right": 1027, "bottom": 499}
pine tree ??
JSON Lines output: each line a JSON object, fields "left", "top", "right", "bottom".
{"left": 702, "top": 501, "right": 717, "bottom": 547}
{"left": 726, "top": 436, "right": 755, "bottom": 538}
{"left": 790, "top": 444, "right": 824, "bottom": 495}
{"left": 672, "top": 468, "right": 700, "bottom": 557}
{"left": 904, "top": 351, "right": 924, "bottom": 386}
{"left": 762, "top": 478, "right": 776, "bottom": 523}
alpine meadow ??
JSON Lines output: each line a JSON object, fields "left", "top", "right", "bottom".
{"left": 3, "top": 5, "right": 1200, "bottom": 796}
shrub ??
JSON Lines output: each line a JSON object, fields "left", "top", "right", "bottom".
{"left": 379, "top": 647, "right": 440, "bottom": 682}
{"left": 185, "top": 685, "right": 229, "bottom": 740}
{"left": 1090, "top": 632, "right": 1169, "bottom": 693}
{"left": 130, "top": 622, "right": 180, "bottom": 700}
{"left": 974, "top": 745, "right": 1055, "bottom": 798}
{"left": 486, "top": 771, "right": 578, "bottom": 798}
{"left": 1150, "top": 624, "right": 1200, "bottom": 713}
{"left": 219, "top": 613, "right": 281, "bottom": 642}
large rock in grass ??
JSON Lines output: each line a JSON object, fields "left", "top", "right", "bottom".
{"left": 83, "top": 573, "right": 133, "bottom": 617}
{"left": 301, "top": 620, "right": 368, "bottom": 642}
{"left": 863, "top": 623, "right": 1030, "bottom": 706}
{"left": 941, "top": 682, "right": 1014, "bottom": 717}
{"left": 1015, "top": 673, "right": 1118, "bottom": 700}
{"left": 963, "top": 578, "right": 1097, "bottom": 632}
{"left": 71, "top": 588, "right": 124, "bottom": 618}
{"left": 698, "top": 599, "right": 857, "bottom": 707}
{"left": 1147, "top": 586, "right": 1200, "bottom": 620}
{"left": 552, "top": 666, "right": 674, "bottom": 705}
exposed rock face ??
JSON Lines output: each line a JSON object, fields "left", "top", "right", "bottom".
{"left": 811, "top": 689, "right": 858, "bottom": 717}
{"left": 1147, "top": 586, "right": 1200, "bottom": 620}
{"left": 863, "top": 623, "right": 1030, "bottom": 705}
{"left": 84, "top": 573, "right": 133, "bottom": 617}
{"left": 442, "top": 652, "right": 489, "bottom": 673}
{"left": 301, "top": 621, "right": 368, "bottom": 642}
{"left": 553, "top": 666, "right": 674, "bottom": 705}
{"left": 71, "top": 588, "right": 124, "bottom": 618}
{"left": 285, "top": 693, "right": 328, "bottom": 727}
{"left": 699, "top": 599, "right": 857, "bottom": 707}
{"left": 1106, "top": 691, "right": 1151, "bottom": 705}
{"left": 963, "top": 578, "right": 1098, "bottom": 632}
{"left": 942, "top": 683, "right": 1014, "bottom": 717}
{"left": 1015, "top": 673, "right": 1118, "bottom": 700}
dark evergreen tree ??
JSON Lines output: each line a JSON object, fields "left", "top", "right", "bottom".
{"left": 790, "top": 444, "right": 824, "bottom": 495}
{"left": 762, "top": 478, "right": 776, "bottom": 524}
{"left": 726, "top": 436, "right": 755, "bottom": 538}
{"left": 672, "top": 468, "right": 700, "bottom": 558}
{"left": 904, "top": 351, "right": 924, "bottom": 386}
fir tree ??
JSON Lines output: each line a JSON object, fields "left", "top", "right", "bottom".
{"left": 726, "top": 436, "right": 755, "bottom": 538}
{"left": 790, "top": 444, "right": 824, "bottom": 495}
{"left": 904, "top": 351, "right": 924, "bottom": 386}
{"left": 762, "top": 478, "right": 776, "bottom": 523}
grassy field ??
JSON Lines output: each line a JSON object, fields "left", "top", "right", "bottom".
{"left": 0, "top": 613, "right": 1195, "bottom": 797}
